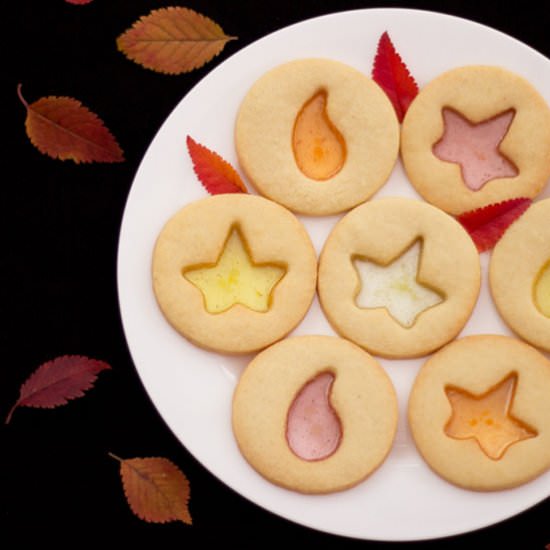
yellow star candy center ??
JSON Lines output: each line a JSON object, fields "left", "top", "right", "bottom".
{"left": 444, "top": 373, "right": 537, "bottom": 460}
{"left": 183, "top": 227, "right": 286, "bottom": 314}
{"left": 534, "top": 259, "right": 550, "bottom": 318}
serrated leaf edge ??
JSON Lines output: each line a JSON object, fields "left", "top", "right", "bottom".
{"left": 116, "top": 456, "right": 192, "bottom": 525}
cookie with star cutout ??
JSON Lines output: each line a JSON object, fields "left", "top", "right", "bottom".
{"left": 408, "top": 335, "right": 550, "bottom": 490}
{"left": 152, "top": 194, "right": 317, "bottom": 354}
{"left": 401, "top": 65, "right": 550, "bottom": 215}
{"left": 317, "top": 197, "right": 480, "bottom": 358}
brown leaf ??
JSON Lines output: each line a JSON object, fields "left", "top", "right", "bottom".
{"left": 18, "top": 84, "right": 124, "bottom": 163}
{"left": 186, "top": 135, "right": 247, "bottom": 194}
{"left": 110, "top": 454, "right": 192, "bottom": 524}
{"left": 117, "top": 7, "right": 236, "bottom": 75}
{"left": 6, "top": 355, "right": 111, "bottom": 424}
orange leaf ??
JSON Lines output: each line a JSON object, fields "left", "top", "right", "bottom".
{"left": 372, "top": 32, "right": 418, "bottom": 122}
{"left": 187, "top": 135, "right": 247, "bottom": 194}
{"left": 117, "top": 7, "right": 236, "bottom": 75}
{"left": 18, "top": 85, "right": 124, "bottom": 163}
{"left": 110, "top": 454, "right": 192, "bottom": 525}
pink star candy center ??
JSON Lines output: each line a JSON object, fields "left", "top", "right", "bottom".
{"left": 433, "top": 108, "right": 518, "bottom": 191}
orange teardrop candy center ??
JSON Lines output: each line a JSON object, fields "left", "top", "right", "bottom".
{"left": 292, "top": 91, "right": 346, "bottom": 181}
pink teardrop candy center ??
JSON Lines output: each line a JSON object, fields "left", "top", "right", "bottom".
{"left": 286, "top": 372, "right": 342, "bottom": 461}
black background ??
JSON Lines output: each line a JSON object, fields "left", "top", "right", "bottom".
{"left": 4, "top": 1, "right": 549, "bottom": 547}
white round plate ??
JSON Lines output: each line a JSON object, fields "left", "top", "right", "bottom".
{"left": 117, "top": 8, "right": 550, "bottom": 541}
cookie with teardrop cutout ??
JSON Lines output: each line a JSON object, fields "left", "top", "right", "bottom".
{"left": 232, "top": 335, "right": 398, "bottom": 493}
{"left": 489, "top": 198, "right": 550, "bottom": 352}
{"left": 235, "top": 58, "right": 400, "bottom": 215}
{"left": 401, "top": 66, "right": 550, "bottom": 215}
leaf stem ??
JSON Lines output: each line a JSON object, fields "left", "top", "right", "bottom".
{"left": 5, "top": 402, "right": 19, "bottom": 425}
{"left": 16, "top": 83, "right": 29, "bottom": 109}
{"left": 108, "top": 452, "right": 124, "bottom": 463}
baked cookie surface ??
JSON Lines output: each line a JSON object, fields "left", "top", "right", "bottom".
{"left": 401, "top": 66, "right": 550, "bottom": 215}
{"left": 152, "top": 194, "right": 317, "bottom": 354}
{"left": 489, "top": 198, "right": 550, "bottom": 352}
{"left": 235, "top": 58, "right": 399, "bottom": 215}
{"left": 232, "top": 335, "right": 398, "bottom": 494}
{"left": 408, "top": 335, "right": 550, "bottom": 491}
{"left": 317, "top": 197, "right": 481, "bottom": 358}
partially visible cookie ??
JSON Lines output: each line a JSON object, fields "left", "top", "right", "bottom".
{"left": 489, "top": 198, "right": 550, "bottom": 352}
{"left": 401, "top": 66, "right": 550, "bottom": 215}
{"left": 232, "top": 335, "right": 398, "bottom": 494}
{"left": 408, "top": 335, "right": 550, "bottom": 491}
{"left": 318, "top": 197, "right": 480, "bottom": 358}
{"left": 152, "top": 194, "right": 317, "bottom": 354}
{"left": 235, "top": 58, "right": 400, "bottom": 215}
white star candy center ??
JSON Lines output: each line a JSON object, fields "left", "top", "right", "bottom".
{"left": 353, "top": 240, "right": 444, "bottom": 327}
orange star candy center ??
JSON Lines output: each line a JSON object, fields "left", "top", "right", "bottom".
{"left": 444, "top": 373, "right": 537, "bottom": 460}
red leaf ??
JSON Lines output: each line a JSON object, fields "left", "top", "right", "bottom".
{"left": 372, "top": 31, "right": 419, "bottom": 122}
{"left": 110, "top": 454, "right": 192, "bottom": 525}
{"left": 456, "top": 198, "right": 532, "bottom": 252}
{"left": 6, "top": 355, "right": 111, "bottom": 424}
{"left": 65, "top": 0, "right": 93, "bottom": 4}
{"left": 18, "top": 84, "right": 124, "bottom": 163}
{"left": 186, "top": 135, "right": 247, "bottom": 194}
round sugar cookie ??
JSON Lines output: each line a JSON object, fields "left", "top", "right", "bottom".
{"left": 408, "top": 335, "right": 550, "bottom": 491}
{"left": 235, "top": 58, "right": 400, "bottom": 216}
{"left": 489, "top": 198, "right": 550, "bottom": 352}
{"left": 232, "top": 335, "right": 398, "bottom": 494}
{"left": 152, "top": 194, "right": 317, "bottom": 354}
{"left": 318, "top": 197, "right": 481, "bottom": 358}
{"left": 401, "top": 66, "right": 550, "bottom": 215}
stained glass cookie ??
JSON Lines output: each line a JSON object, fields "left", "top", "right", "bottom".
{"left": 401, "top": 66, "right": 550, "bottom": 215}
{"left": 408, "top": 335, "right": 550, "bottom": 490}
{"left": 317, "top": 197, "right": 480, "bottom": 358}
{"left": 152, "top": 194, "right": 317, "bottom": 354}
{"left": 235, "top": 58, "right": 400, "bottom": 215}
{"left": 489, "top": 198, "right": 550, "bottom": 352}
{"left": 232, "top": 335, "right": 398, "bottom": 493}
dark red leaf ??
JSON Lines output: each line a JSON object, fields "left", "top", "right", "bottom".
{"left": 186, "top": 135, "right": 247, "bottom": 194}
{"left": 372, "top": 31, "right": 418, "bottom": 122}
{"left": 6, "top": 355, "right": 111, "bottom": 424}
{"left": 456, "top": 197, "right": 532, "bottom": 252}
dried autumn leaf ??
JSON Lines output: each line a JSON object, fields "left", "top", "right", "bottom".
{"left": 18, "top": 85, "right": 124, "bottom": 163}
{"left": 117, "top": 7, "right": 236, "bottom": 75}
{"left": 187, "top": 135, "right": 247, "bottom": 194}
{"left": 456, "top": 197, "right": 532, "bottom": 252}
{"left": 6, "top": 355, "right": 111, "bottom": 424}
{"left": 372, "top": 31, "right": 419, "bottom": 122}
{"left": 110, "top": 454, "right": 192, "bottom": 525}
